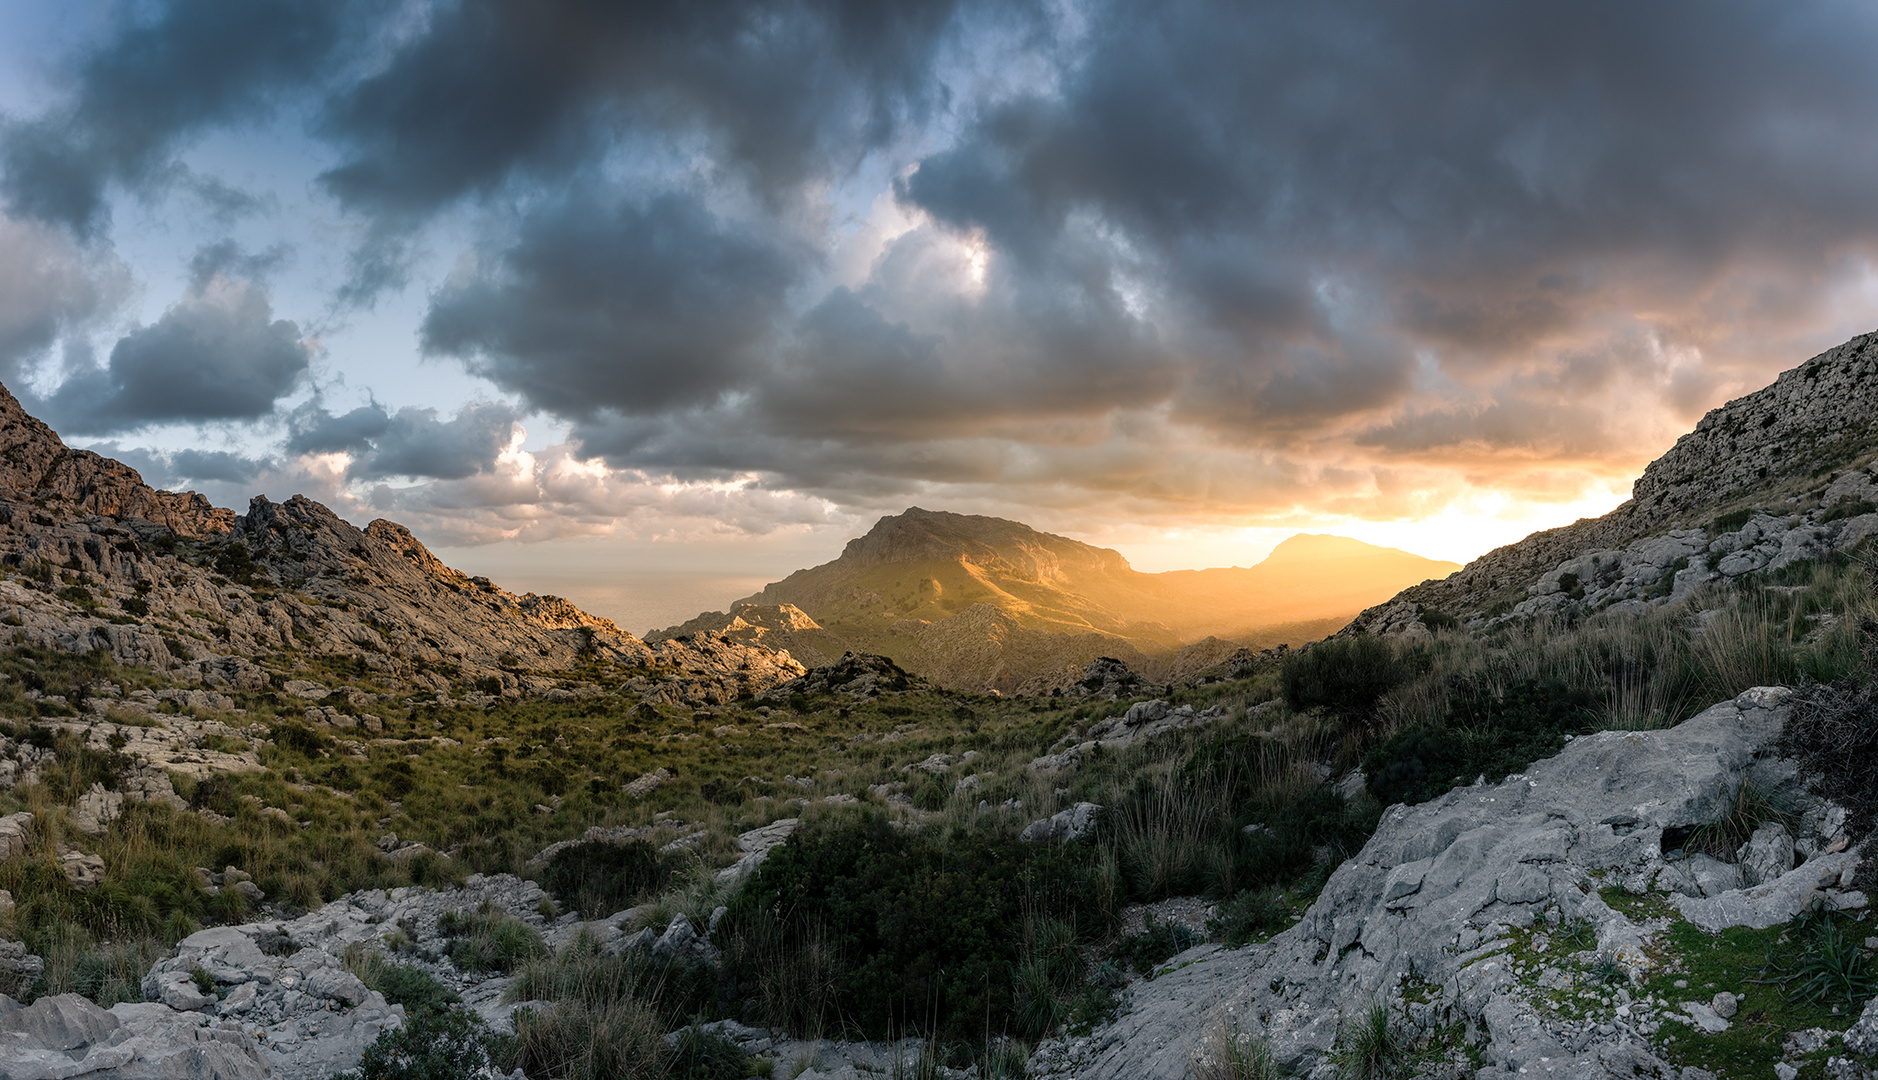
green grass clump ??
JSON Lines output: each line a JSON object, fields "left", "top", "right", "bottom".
{"left": 1684, "top": 777, "right": 1798, "bottom": 861}
{"left": 1189, "top": 1021, "right": 1282, "bottom": 1080}
{"left": 438, "top": 903, "right": 546, "bottom": 974}
{"left": 1332, "top": 1000, "right": 1413, "bottom": 1080}
{"left": 345, "top": 947, "right": 462, "bottom": 1017}
{"left": 1758, "top": 908, "right": 1875, "bottom": 1010}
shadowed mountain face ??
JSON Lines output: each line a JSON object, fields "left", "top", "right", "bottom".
{"left": 653, "top": 509, "right": 1459, "bottom": 693}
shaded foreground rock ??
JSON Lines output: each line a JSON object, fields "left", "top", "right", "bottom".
{"left": 1028, "top": 687, "right": 1868, "bottom": 1080}
{"left": 0, "top": 991, "right": 272, "bottom": 1080}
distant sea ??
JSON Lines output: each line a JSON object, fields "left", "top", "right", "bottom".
{"left": 483, "top": 571, "right": 773, "bottom": 638}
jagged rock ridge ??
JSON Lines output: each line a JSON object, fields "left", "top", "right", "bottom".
{"left": 0, "top": 382, "right": 803, "bottom": 703}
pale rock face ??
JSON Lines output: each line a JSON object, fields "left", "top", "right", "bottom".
{"left": 1025, "top": 689, "right": 1867, "bottom": 1080}
{"left": 1738, "top": 822, "right": 1797, "bottom": 888}
{"left": 1019, "top": 802, "right": 1103, "bottom": 843}
{"left": 714, "top": 818, "right": 800, "bottom": 887}
{"left": 0, "top": 812, "right": 32, "bottom": 860}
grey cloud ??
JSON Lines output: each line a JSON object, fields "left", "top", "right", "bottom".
{"left": 42, "top": 248, "right": 311, "bottom": 434}
{"left": 170, "top": 448, "right": 271, "bottom": 485}
{"left": 421, "top": 191, "right": 800, "bottom": 417}
{"left": 0, "top": 214, "right": 128, "bottom": 381}
{"left": 895, "top": 0, "right": 1878, "bottom": 441}
{"left": 285, "top": 401, "right": 392, "bottom": 456}
{"left": 354, "top": 402, "right": 520, "bottom": 480}
{"left": 317, "top": 0, "right": 988, "bottom": 218}
{"left": 0, "top": 0, "right": 367, "bottom": 233}
{"left": 286, "top": 399, "right": 519, "bottom": 480}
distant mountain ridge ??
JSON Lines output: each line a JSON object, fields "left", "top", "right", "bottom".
{"left": 653, "top": 508, "right": 1459, "bottom": 693}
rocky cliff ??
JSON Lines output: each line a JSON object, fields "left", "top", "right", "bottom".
{"left": 1349, "top": 331, "right": 1878, "bottom": 634}
{"left": 0, "top": 382, "right": 803, "bottom": 704}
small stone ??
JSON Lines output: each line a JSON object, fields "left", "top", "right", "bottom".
{"left": 1681, "top": 1001, "right": 1730, "bottom": 1034}
{"left": 1711, "top": 991, "right": 1738, "bottom": 1020}
{"left": 1776, "top": 1065, "right": 1800, "bottom": 1080}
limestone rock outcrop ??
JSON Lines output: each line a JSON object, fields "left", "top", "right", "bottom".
{"left": 1026, "top": 687, "right": 1866, "bottom": 1080}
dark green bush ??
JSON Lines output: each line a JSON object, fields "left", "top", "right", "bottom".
{"left": 353, "top": 953, "right": 462, "bottom": 1017}
{"left": 213, "top": 542, "right": 262, "bottom": 586}
{"left": 1281, "top": 637, "right": 1424, "bottom": 717}
{"left": 1109, "top": 915, "right": 1202, "bottom": 977}
{"left": 270, "top": 724, "right": 330, "bottom": 758}
{"left": 721, "top": 817, "right": 1102, "bottom": 1040}
{"left": 337, "top": 1008, "right": 502, "bottom": 1080}
{"left": 1364, "top": 679, "right": 1598, "bottom": 807}
{"left": 1208, "top": 888, "right": 1292, "bottom": 946}
{"left": 539, "top": 840, "right": 677, "bottom": 919}
{"left": 665, "top": 1027, "right": 754, "bottom": 1080}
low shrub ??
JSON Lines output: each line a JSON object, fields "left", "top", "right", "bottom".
{"left": 1208, "top": 888, "right": 1292, "bottom": 946}
{"left": 538, "top": 840, "right": 676, "bottom": 919}
{"left": 665, "top": 1026, "right": 754, "bottom": 1080}
{"left": 337, "top": 1008, "right": 503, "bottom": 1080}
{"left": 1282, "top": 637, "right": 1425, "bottom": 718}
{"left": 1109, "top": 915, "right": 1202, "bottom": 976}
{"left": 1363, "top": 679, "right": 1598, "bottom": 807}
{"left": 720, "top": 816, "right": 1103, "bottom": 1040}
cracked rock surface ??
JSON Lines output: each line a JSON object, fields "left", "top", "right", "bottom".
{"left": 1027, "top": 688, "right": 1868, "bottom": 1080}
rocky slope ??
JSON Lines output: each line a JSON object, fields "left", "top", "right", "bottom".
{"left": 656, "top": 510, "right": 1452, "bottom": 692}
{"left": 1028, "top": 686, "right": 1872, "bottom": 1080}
{"left": 0, "top": 382, "right": 803, "bottom": 705}
{"left": 13, "top": 686, "right": 1872, "bottom": 1080}
{"left": 1350, "top": 331, "right": 1878, "bottom": 635}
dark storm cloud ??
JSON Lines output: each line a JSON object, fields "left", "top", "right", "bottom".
{"left": 421, "top": 191, "right": 800, "bottom": 417}
{"left": 41, "top": 249, "right": 311, "bottom": 434}
{"left": 0, "top": 0, "right": 368, "bottom": 233}
{"left": 287, "top": 399, "right": 520, "bottom": 480}
{"left": 24, "top": 0, "right": 1878, "bottom": 526}
{"left": 316, "top": 0, "right": 985, "bottom": 217}
{"left": 285, "top": 401, "right": 392, "bottom": 456}
{"left": 354, "top": 402, "right": 520, "bottom": 480}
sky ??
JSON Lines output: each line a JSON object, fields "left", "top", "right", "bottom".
{"left": 7, "top": 1, "right": 1878, "bottom": 631}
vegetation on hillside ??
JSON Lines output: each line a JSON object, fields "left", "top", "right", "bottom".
{"left": 0, "top": 545, "right": 1873, "bottom": 1077}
